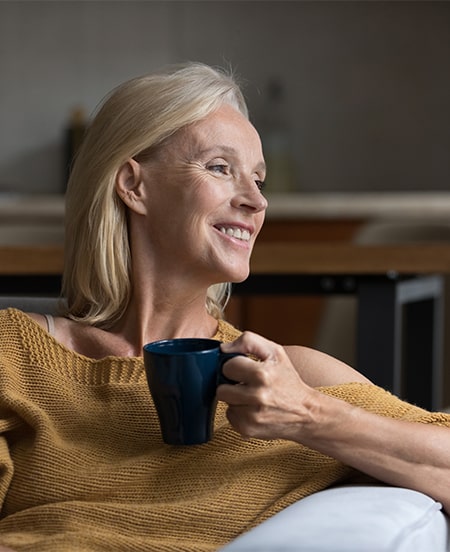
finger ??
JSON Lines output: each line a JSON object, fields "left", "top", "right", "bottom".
{"left": 221, "top": 354, "right": 258, "bottom": 384}
{"left": 225, "top": 403, "right": 278, "bottom": 441}
{"left": 216, "top": 380, "right": 262, "bottom": 405}
{"left": 225, "top": 405, "right": 259, "bottom": 439}
{"left": 221, "top": 331, "right": 282, "bottom": 362}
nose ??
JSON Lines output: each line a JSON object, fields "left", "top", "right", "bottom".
{"left": 231, "top": 179, "right": 268, "bottom": 214}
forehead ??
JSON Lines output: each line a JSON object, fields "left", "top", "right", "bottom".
{"left": 190, "top": 104, "right": 255, "bottom": 137}
{"left": 173, "top": 104, "right": 262, "bottom": 155}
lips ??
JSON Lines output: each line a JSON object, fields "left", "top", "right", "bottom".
{"left": 215, "top": 225, "right": 251, "bottom": 242}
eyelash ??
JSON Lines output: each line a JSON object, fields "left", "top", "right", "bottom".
{"left": 207, "top": 164, "right": 265, "bottom": 192}
{"left": 208, "top": 164, "right": 229, "bottom": 175}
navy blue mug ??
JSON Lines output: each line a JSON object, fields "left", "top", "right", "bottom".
{"left": 143, "top": 338, "right": 239, "bottom": 445}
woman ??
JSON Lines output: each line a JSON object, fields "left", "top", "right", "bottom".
{"left": 0, "top": 62, "right": 449, "bottom": 551}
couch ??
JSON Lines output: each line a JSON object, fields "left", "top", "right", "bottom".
{"left": 221, "top": 484, "right": 449, "bottom": 551}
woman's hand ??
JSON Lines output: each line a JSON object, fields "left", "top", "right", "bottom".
{"left": 218, "top": 331, "right": 450, "bottom": 513}
{"left": 217, "top": 331, "right": 318, "bottom": 442}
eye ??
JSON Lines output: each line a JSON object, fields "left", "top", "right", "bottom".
{"left": 207, "top": 164, "right": 230, "bottom": 175}
{"left": 255, "top": 180, "right": 266, "bottom": 192}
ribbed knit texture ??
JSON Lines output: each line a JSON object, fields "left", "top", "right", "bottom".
{"left": 0, "top": 308, "right": 449, "bottom": 551}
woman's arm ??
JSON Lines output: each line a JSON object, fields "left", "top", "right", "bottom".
{"left": 217, "top": 331, "right": 450, "bottom": 513}
{"left": 284, "top": 343, "right": 371, "bottom": 388}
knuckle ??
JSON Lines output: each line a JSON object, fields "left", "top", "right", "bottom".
{"left": 253, "top": 387, "right": 270, "bottom": 406}
{"left": 238, "top": 331, "right": 255, "bottom": 347}
{"left": 253, "top": 366, "right": 270, "bottom": 386}
{"left": 272, "top": 343, "right": 286, "bottom": 361}
{"left": 226, "top": 406, "right": 266, "bottom": 440}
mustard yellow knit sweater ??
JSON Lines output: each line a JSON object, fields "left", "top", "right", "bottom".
{"left": 1, "top": 308, "right": 450, "bottom": 551}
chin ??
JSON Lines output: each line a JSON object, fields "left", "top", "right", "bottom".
{"left": 228, "top": 268, "right": 250, "bottom": 284}
{"left": 212, "top": 257, "right": 251, "bottom": 285}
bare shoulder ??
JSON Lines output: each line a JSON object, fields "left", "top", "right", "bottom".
{"left": 27, "top": 311, "right": 72, "bottom": 336}
{"left": 27, "top": 312, "right": 49, "bottom": 330}
{"left": 25, "top": 312, "right": 132, "bottom": 359}
{"left": 284, "top": 344, "right": 371, "bottom": 388}
{"left": 26, "top": 312, "right": 78, "bottom": 351}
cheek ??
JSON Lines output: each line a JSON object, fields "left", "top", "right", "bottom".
{"left": 147, "top": 166, "right": 228, "bottom": 237}
{"left": 170, "top": 168, "right": 213, "bottom": 205}
{"left": 184, "top": 175, "right": 229, "bottom": 216}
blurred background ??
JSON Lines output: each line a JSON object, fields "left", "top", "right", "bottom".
{"left": 0, "top": 0, "right": 449, "bottom": 195}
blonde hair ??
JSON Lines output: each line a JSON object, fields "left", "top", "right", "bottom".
{"left": 62, "top": 62, "right": 248, "bottom": 328}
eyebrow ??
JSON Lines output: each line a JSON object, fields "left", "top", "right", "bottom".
{"left": 197, "top": 145, "right": 266, "bottom": 173}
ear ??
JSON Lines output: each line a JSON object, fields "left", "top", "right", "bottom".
{"left": 115, "top": 158, "right": 148, "bottom": 215}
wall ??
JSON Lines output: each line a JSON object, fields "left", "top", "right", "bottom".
{"left": 0, "top": 1, "right": 449, "bottom": 195}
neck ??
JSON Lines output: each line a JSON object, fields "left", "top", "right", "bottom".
{"left": 112, "top": 231, "right": 221, "bottom": 354}
{"left": 109, "top": 286, "right": 218, "bottom": 356}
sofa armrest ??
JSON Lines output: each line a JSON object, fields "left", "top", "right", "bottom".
{"left": 221, "top": 485, "right": 449, "bottom": 551}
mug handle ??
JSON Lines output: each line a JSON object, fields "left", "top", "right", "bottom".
{"left": 218, "top": 352, "right": 245, "bottom": 385}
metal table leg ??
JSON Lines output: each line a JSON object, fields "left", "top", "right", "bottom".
{"left": 357, "top": 275, "right": 444, "bottom": 411}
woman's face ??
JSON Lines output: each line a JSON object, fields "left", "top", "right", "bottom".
{"left": 137, "top": 104, "right": 268, "bottom": 286}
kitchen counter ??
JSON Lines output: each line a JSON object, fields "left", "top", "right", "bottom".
{"left": 0, "top": 193, "right": 65, "bottom": 223}
{"left": 3, "top": 192, "right": 450, "bottom": 222}
{"left": 0, "top": 194, "right": 65, "bottom": 245}
{"left": 265, "top": 192, "right": 450, "bottom": 221}
{"left": 3, "top": 241, "right": 450, "bottom": 276}
{"left": 2, "top": 192, "right": 450, "bottom": 246}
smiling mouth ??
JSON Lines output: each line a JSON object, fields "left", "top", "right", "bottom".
{"left": 215, "top": 225, "right": 251, "bottom": 242}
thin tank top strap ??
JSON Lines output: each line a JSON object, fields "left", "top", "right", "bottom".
{"left": 43, "top": 313, "right": 55, "bottom": 337}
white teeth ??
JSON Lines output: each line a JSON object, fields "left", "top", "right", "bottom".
{"left": 218, "top": 226, "right": 250, "bottom": 241}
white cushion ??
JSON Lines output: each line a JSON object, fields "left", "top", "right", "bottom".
{"left": 221, "top": 485, "right": 449, "bottom": 551}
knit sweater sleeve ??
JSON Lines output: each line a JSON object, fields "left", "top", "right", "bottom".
{"left": 0, "top": 310, "right": 27, "bottom": 509}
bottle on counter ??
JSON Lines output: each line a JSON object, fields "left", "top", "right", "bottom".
{"left": 64, "top": 106, "right": 87, "bottom": 189}
{"left": 258, "top": 78, "right": 296, "bottom": 193}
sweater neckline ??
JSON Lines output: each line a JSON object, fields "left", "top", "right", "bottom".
{"left": 5, "top": 308, "right": 241, "bottom": 385}
{"left": 9, "top": 307, "right": 235, "bottom": 362}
